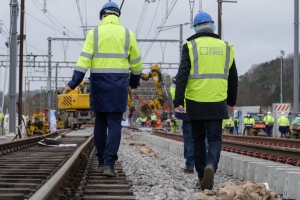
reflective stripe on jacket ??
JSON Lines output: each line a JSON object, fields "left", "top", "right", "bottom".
{"left": 244, "top": 117, "right": 255, "bottom": 125}
{"left": 69, "top": 15, "right": 143, "bottom": 112}
{"left": 76, "top": 15, "right": 142, "bottom": 74}
{"left": 185, "top": 37, "right": 234, "bottom": 102}
{"left": 277, "top": 116, "right": 290, "bottom": 126}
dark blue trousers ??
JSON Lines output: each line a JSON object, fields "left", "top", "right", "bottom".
{"left": 191, "top": 120, "right": 222, "bottom": 180}
{"left": 94, "top": 112, "right": 123, "bottom": 166}
{"left": 265, "top": 126, "right": 272, "bottom": 137}
{"left": 182, "top": 120, "right": 195, "bottom": 169}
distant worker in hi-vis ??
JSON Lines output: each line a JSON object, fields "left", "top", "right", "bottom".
{"left": 64, "top": 1, "right": 142, "bottom": 177}
{"left": 263, "top": 111, "right": 274, "bottom": 137}
{"left": 173, "top": 11, "right": 238, "bottom": 190}
{"left": 277, "top": 112, "right": 289, "bottom": 138}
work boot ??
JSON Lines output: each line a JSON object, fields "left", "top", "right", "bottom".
{"left": 183, "top": 166, "right": 194, "bottom": 174}
{"left": 103, "top": 166, "right": 119, "bottom": 177}
{"left": 201, "top": 164, "right": 215, "bottom": 190}
{"left": 96, "top": 163, "right": 105, "bottom": 173}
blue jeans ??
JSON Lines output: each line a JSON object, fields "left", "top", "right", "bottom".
{"left": 191, "top": 120, "right": 222, "bottom": 180}
{"left": 182, "top": 121, "right": 194, "bottom": 169}
{"left": 94, "top": 112, "right": 123, "bottom": 166}
{"left": 235, "top": 127, "right": 239, "bottom": 135}
{"left": 265, "top": 126, "right": 272, "bottom": 137}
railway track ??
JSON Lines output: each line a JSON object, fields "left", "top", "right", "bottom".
{"left": 129, "top": 128, "right": 300, "bottom": 167}
{"left": 0, "top": 129, "right": 135, "bottom": 200}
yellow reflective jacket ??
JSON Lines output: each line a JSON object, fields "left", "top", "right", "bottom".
{"left": 72, "top": 15, "right": 143, "bottom": 112}
{"left": 185, "top": 37, "right": 234, "bottom": 102}
{"left": 263, "top": 115, "right": 274, "bottom": 125}
{"left": 277, "top": 115, "right": 290, "bottom": 126}
{"left": 244, "top": 117, "right": 255, "bottom": 125}
{"left": 76, "top": 15, "right": 142, "bottom": 74}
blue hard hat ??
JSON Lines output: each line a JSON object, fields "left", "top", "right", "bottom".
{"left": 247, "top": 112, "right": 251, "bottom": 115}
{"left": 193, "top": 12, "right": 214, "bottom": 26}
{"left": 99, "top": 2, "right": 121, "bottom": 20}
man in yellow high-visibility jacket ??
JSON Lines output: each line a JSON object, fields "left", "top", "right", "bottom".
{"left": 263, "top": 111, "right": 274, "bottom": 137}
{"left": 173, "top": 11, "right": 238, "bottom": 190}
{"left": 64, "top": 1, "right": 142, "bottom": 177}
{"left": 277, "top": 112, "right": 290, "bottom": 138}
{"left": 150, "top": 113, "right": 157, "bottom": 127}
{"left": 139, "top": 116, "right": 147, "bottom": 127}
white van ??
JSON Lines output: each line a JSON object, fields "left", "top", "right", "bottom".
{"left": 3, "top": 114, "right": 27, "bottom": 137}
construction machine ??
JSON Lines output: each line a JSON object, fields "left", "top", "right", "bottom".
{"left": 251, "top": 113, "right": 266, "bottom": 136}
{"left": 57, "top": 80, "right": 94, "bottom": 130}
{"left": 135, "top": 64, "right": 171, "bottom": 117}
{"left": 57, "top": 65, "right": 171, "bottom": 129}
{"left": 26, "top": 107, "right": 50, "bottom": 135}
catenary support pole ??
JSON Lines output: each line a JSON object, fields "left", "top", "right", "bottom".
{"left": 47, "top": 38, "right": 52, "bottom": 110}
{"left": 9, "top": 0, "right": 18, "bottom": 135}
{"left": 218, "top": 0, "right": 222, "bottom": 39}
{"left": 294, "top": 0, "right": 299, "bottom": 112}
{"left": 280, "top": 57, "right": 283, "bottom": 103}
{"left": 18, "top": 0, "right": 25, "bottom": 139}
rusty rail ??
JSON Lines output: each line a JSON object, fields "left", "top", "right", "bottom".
{"left": 147, "top": 130, "right": 300, "bottom": 166}
{"left": 0, "top": 129, "right": 70, "bottom": 156}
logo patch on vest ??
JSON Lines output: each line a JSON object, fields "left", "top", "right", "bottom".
{"left": 200, "top": 47, "right": 224, "bottom": 55}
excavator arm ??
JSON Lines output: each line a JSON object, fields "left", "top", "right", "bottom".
{"left": 128, "top": 64, "right": 171, "bottom": 117}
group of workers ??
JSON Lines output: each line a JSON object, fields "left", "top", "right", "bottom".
{"left": 138, "top": 113, "right": 163, "bottom": 128}
{"left": 231, "top": 111, "right": 290, "bottom": 137}
{"left": 138, "top": 113, "right": 179, "bottom": 132}
{"left": 64, "top": 1, "right": 238, "bottom": 191}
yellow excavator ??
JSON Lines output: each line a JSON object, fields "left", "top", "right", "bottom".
{"left": 57, "top": 65, "right": 170, "bottom": 128}
{"left": 131, "top": 64, "right": 170, "bottom": 117}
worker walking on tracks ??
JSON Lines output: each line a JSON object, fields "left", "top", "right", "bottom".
{"left": 263, "top": 111, "right": 274, "bottom": 137}
{"left": 139, "top": 116, "right": 147, "bottom": 127}
{"left": 243, "top": 112, "right": 255, "bottom": 136}
{"left": 173, "top": 11, "right": 238, "bottom": 190}
{"left": 150, "top": 113, "right": 157, "bottom": 127}
{"left": 65, "top": 1, "right": 142, "bottom": 177}
{"left": 277, "top": 112, "right": 290, "bottom": 138}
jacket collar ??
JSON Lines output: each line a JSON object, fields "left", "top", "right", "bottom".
{"left": 100, "top": 15, "right": 121, "bottom": 26}
{"left": 187, "top": 32, "right": 219, "bottom": 41}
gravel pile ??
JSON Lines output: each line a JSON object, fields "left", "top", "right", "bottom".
{"left": 119, "top": 138, "right": 243, "bottom": 200}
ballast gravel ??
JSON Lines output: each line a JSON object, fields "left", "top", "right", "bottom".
{"left": 119, "top": 138, "right": 243, "bottom": 200}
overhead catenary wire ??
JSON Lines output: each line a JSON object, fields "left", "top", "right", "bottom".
{"left": 135, "top": 2, "right": 149, "bottom": 38}
{"left": 143, "top": 0, "right": 178, "bottom": 60}
{"left": 30, "top": 0, "right": 82, "bottom": 39}
{"left": 139, "top": 1, "right": 160, "bottom": 49}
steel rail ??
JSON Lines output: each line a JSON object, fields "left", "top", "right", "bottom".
{"left": 222, "top": 140, "right": 300, "bottom": 165}
{"left": 0, "top": 129, "right": 69, "bottom": 155}
{"left": 29, "top": 135, "right": 93, "bottom": 200}
{"left": 147, "top": 130, "right": 300, "bottom": 166}
{"left": 222, "top": 134, "right": 300, "bottom": 147}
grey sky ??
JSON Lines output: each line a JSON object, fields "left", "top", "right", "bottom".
{"left": 0, "top": 0, "right": 296, "bottom": 92}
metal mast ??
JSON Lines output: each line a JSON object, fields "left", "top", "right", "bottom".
{"left": 18, "top": 0, "right": 25, "bottom": 139}
{"left": 294, "top": 0, "right": 299, "bottom": 112}
{"left": 9, "top": 0, "right": 18, "bottom": 135}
